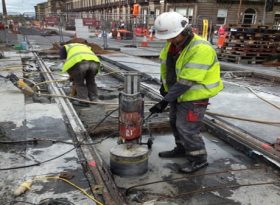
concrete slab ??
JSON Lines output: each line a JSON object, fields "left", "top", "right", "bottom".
{"left": 100, "top": 53, "right": 160, "bottom": 82}
{"left": 94, "top": 132, "right": 280, "bottom": 204}
{"left": 0, "top": 52, "right": 94, "bottom": 205}
{"left": 208, "top": 82, "right": 280, "bottom": 144}
{"left": 221, "top": 61, "right": 280, "bottom": 79}
{"left": 121, "top": 47, "right": 161, "bottom": 57}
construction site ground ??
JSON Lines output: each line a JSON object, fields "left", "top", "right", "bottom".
{"left": 0, "top": 28, "right": 280, "bottom": 205}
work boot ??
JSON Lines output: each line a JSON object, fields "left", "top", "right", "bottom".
{"left": 159, "top": 146, "right": 185, "bottom": 158}
{"left": 71, "top": 100, "right": 90, "bottom": 107}
{"left": 179, "top": 158, "right": 208, "bottom": 173}
{"left": 90, "top": 97, "right": 100, "bottom": 103}
{"left": 89, "top": 96, "right": 99, "bottom": 101}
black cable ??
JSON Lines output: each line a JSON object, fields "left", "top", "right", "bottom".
{"left": 0, "top": 132, "right": 118, "bottom": 146}
{"left": 125, "top": 166, "right": 265, "bottom": 195}
{"left": 0, "top": 108, "right": 118, "bottom": 171}
{"left": 6, "top": 200, "right": 35, "bottom": 205}
{"left": 4, "top": 198, "right": 75, "bottom": 205}
{"left": 86, "top": 131, "right": 118, "bottom": 145}
{"left": 0, "top": 74, "right": 7, "bottom": 78}
{"left": 38, "top": 198, "right": 75, "bottom": 205}
{"left": 0, "top": 138, "right": 74, "bottom": 145}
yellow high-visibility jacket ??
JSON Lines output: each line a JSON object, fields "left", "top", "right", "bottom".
{"left": 160, "top": 34, "right": 223, "bottom": 102}
{"left": 61, "top": 43, "right": 100, "bottom": 73}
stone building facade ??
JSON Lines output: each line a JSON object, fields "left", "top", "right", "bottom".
{"left": 35, "top": 0, "right": 280, "bottom": 29}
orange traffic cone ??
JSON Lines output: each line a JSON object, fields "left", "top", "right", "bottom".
{"left": 140, "top": 35, "right": 149, "bottom": 47}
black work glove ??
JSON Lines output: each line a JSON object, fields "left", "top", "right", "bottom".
{"left": 159, "top": 84, "right": 167, "bottom": 97}
{"left": 149, "top": 100, "right": 168, "bottom": 114}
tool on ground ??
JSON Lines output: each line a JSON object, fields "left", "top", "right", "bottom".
{"left": 110, "top": 72, "right": 151, "bottom": 177}
{"left": 0, "top": 73, "right": 34, "bottom": 96}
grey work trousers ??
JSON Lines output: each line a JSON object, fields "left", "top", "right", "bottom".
{"left": 67, "top": 60, "right": 99, "bottom": 100}
{"left": 169, "top": 99, "right": 208, "bottom": 161}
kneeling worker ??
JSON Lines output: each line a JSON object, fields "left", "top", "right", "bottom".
{"left": 60, "top": 42, "right": 100, "bottom": 106}
{"left": 150, "top": 12, "right": 223, "bottom": 173}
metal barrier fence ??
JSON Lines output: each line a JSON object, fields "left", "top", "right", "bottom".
{"left": 0, "top": 11, "right": 215, "bottom": 47}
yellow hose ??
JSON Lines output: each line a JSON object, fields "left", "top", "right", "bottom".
{"left": 34, "top": 176, "right": 104, "bottom": 205}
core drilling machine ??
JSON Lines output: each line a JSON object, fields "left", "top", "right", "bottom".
{"left": 110, "top": 72, "right": 152, "bottom": 176}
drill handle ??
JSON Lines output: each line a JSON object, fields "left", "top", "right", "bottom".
{"left": 7, "top": 73, "right": 20, "bottom": 86}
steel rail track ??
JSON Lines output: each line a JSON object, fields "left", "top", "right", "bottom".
{"left": 34, "top": 52, "right": 127, "bottom": 205}
{"left": 101, "top": 60, "right": 162, "bottom": 101}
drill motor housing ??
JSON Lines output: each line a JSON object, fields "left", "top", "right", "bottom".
{"left": 119, "top": 92, "right": 144, "bottom": 143}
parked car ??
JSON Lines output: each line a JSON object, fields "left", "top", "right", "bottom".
{"left": 41, "top": 29, "right": 58, "bottom": 36}
{"left": 65, "top": 24, "right": 75, "bottom": 31}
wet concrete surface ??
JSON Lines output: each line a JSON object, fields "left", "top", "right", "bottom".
{"left": 94, "top": 131, "right": 280, "bottom": 204}
{"left": 0, "top": 52, "right": 95, "bottom": 204}
{"left": 208, "top": 82, "right": 280, "bottom": 144}
{"left": 100, "top": 53, "right": 160, "bottom": 82}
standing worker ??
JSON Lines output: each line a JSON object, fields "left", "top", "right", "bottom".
{"left": 60, "top": 42, "right": 100, "bottom": 107}
{"left": 149, "top": 12, "right": 223, "bottom": 173}
{"left": 218, "top": 24, "right": 225, "bottom": 37}
{"left": 217, "top": 25, "right": 226, "bottom": 48}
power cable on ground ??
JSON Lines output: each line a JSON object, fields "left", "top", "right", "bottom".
{"left": 0, "top": 108, "right": 118, "bottom": 171}
{"left": 6, "top": 201, "right": 35, "bottom": 205}
{"left": 0, "top": 132, "right": 118, "bottom": 146}
{"left": 125, "top": 166, "right": 264, "bottom": 195}
{"left": 35, "top": 92, "right": 157, "bottom": 105}
{"left": 142, "top": 181, "right": 279, "bottom": 203}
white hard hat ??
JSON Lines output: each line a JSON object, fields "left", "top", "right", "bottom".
{"left": 154, "top": 12, "right": 189, "bottom": 39}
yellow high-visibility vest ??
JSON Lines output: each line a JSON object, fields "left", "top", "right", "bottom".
{"left": 159, "top": 34, "right": 223, "bottom": 102}
{"left": 62, "top": 43, "right": 100, "bottom": 73}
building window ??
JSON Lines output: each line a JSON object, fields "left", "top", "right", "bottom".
{"left": 242, "top": 8, "right": 256, "bottom": 24}
{"left": 273, "top": 12, "right": 280, "bottom": 29}
{"left": 175, "top": 7, "right": 193, "bottom": 24}
{"left": 155, "top": 9, "right": 160, "bottom": 17}
{"left": 217, "top": 9, "right": 227, "bottom": 25}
